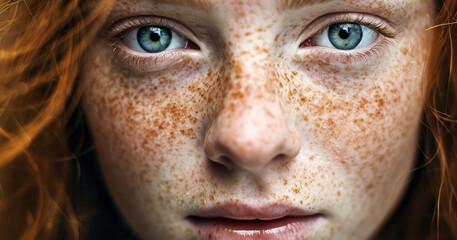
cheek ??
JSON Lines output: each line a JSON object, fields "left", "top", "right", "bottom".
{"left": 80, "top": 51, "right": 223, "bottom": 187}
{"left": 80, "top": 51, "right": 230, "bottom": 237}
{"left": 283, "top": 40, "right": 426, "bottom": 191}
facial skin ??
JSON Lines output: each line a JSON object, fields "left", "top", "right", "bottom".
{"left": 81, "top": 0, "right": 434, "bottom": 239}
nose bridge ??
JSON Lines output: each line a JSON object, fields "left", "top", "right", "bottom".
{"left": 224, "top": 51, "right": 281, "bottom": 148}
{"left": 225, "top": 20, "right": 275, "bottom": 102}
{"left": 219, "top": 19, "right": 278, "bottom": 123}
{"left": 204, "top": 35, "right": 300, "bottom": 173}
{"left": 227, "top": 49, "right": 273, "bottom": 105}
{"left": 224, "top": 30, "right": 281, "bottom": 144}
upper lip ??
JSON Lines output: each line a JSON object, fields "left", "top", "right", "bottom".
{"left": 186, "top": 202, "right": 321, "bottom": 220}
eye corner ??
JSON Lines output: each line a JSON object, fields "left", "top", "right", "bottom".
{"left": 186, "top": 40, "right": 201, "bottom": 50}
{"left": 299, "top": 39, "right": 313, "bottom": 48}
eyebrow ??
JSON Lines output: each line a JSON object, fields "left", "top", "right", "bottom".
{"left": 277, "top": 0, "right": 334, "bottom": 11}
{"left": 151, "top": 0, "right": 214, "bottom": 12}
{"left": 152, "top": 0, "right": 332, "bottom": 12}
{"left": 151, "top": 0, "right": 334, "bottom": 13}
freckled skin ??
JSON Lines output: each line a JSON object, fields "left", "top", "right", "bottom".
{"left": 81, "top": 0, "right": 434, "bottom": 239}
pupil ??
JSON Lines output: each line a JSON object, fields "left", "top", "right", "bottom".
{"left": 150, "top": 32, "right": 160, "bottom": 42}
{"left": 339, "top": 28, "right": 350, "bottom": 39}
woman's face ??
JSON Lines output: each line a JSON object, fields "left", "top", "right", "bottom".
{"left": 82, "top": 0, "right": 434, "bottom": 239}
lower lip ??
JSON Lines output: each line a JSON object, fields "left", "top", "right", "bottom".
{"left": 187, "top": 215, "right": 321, "bottom": 240}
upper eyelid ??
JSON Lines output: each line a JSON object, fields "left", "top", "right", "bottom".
{"left": 109, "top": 16, "right": 200, "bottom": 44}
{"left": 297, "top": 13, "right": 398, "bottom": 42}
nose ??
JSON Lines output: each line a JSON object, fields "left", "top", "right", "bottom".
{"left": 204, "top": 64, "right": 301, "bottom": 173}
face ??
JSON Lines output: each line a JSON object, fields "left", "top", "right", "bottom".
{"left": 81, "top": 0, "right": 434, "bottom": 239}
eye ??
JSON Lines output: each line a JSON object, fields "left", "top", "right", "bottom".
{"left": 122, "top": 26, "right": 188, "bottom": 53}
{"left": 308, "top": 22, "right": 379, "bottom": 50}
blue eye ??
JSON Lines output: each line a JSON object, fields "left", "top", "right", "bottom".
{"left": 122, "top": 26, "right": 188, "bottom": 53}
{"left": 310, "top": 22, "right": 378, "bottom": 50}
{"left": 138, "top": 26, "right": 172, "bottom": 52}
{"left": 328, "top": 23, "right": 362, "bottom": 50}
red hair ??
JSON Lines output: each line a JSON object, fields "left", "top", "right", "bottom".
{"left": 0, "top": 0, "right": 456, "bottom": 239}
{"left": 0, "top": 0, "right": 114, "bottom": 238}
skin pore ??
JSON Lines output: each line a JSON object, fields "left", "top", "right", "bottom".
{"left": 81, "top": 0, "right": 434, "bottom": 239}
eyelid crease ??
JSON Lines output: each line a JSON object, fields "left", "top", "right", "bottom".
{"left": 298, "top": 12, "right": 398, "bottom": 44}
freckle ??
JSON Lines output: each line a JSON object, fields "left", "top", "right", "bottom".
{"left": 283, "top": 178, "right": 288, "bottom": 186}
{"left": 337, "top": 191, "right": 341, "bottom": 197}
{"left": 209, "top": 193, "right": 215, "bottom": 201}
{"left": 376, "top": 98, "right": 385, "bottom": 107}
{"left": 274, "top": 33, "right": 280, "bottom": 42}
{"left": 400, "top": 47, "right": 408, "bottom": 55}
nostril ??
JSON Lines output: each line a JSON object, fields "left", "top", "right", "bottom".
{"left": 219, "top": 156, "right": 232, "bottom": 168}
{"left": 208, "top": 155, "right": 233, "bottom": 170}
{"left": 271, "top": 153, "right": 291, "bottom": 167}
{"left": 273, "top": 154, "right": 287, "bottom": 162}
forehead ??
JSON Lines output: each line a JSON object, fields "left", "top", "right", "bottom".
{"left": 106, "top": 0, "right": 432, "bottom": 26}
{"left": 123, "top": 0, "right": 415, "bottom": 9}
{"left": 116, "top": 0, "right": 430, "bottom": 8}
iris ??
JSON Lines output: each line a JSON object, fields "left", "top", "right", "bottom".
{"left": 137, "top": 26, "right": 172, "bottom": 53}
{"left": 328, "top": 23, "right": 362, "bottom": 50}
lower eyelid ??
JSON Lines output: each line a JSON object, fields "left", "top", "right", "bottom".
{"left": 296, "top": 37, "right": 393, "bottom": 65}
{"left": 112, "top": 42, "right": 201, "bottom": 73}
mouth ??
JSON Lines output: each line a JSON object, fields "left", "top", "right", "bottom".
{"left": 186, "top": 203, "right": 322, "bottom": 240}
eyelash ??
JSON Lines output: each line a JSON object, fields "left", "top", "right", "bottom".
{"left": 108, "top": 16, "right": 198, "bottom": 71}
{"left": 298, "top": 13, "right": 396, "bottom": 62}
{"left": 299, "top": 13, "right": 397, "bottom": 64}
{"left": 319, "top": 14, "right": 392, "bottom": 35}
{"left": 107, "top": 14, "right": 396, "bottom": 70}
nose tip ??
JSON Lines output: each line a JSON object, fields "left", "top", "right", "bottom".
{"left": 204, "top": 103, "right": 301, "bottom": 173}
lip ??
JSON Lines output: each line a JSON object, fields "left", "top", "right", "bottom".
{"left": 186, "top": 203, "right": 322, "bottom": 240}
